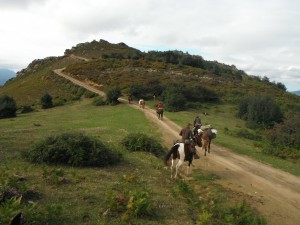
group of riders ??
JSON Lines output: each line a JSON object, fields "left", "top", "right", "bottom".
{"left": 128, "top": 95, "right": 204, "bottom": 159}
{"left": 128, "top": 95, "right": 164, "bottom": 119}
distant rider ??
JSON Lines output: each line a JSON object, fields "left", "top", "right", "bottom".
{"left": 193, "top": 115, "right": 202, "bottom": 136}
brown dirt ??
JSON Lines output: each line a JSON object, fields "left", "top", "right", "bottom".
{"left": 54, "top": 63, "right": 300, "bottom": 225}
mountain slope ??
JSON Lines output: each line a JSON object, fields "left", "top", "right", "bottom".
{"left": 0, "top": 39, "right": 299, "bottom": 112}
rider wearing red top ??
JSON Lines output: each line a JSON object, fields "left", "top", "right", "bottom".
{"left": 157, "top": 102, "right": 163, "bottom": 109}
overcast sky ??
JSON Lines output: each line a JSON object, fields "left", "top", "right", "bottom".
{"left": 1, "top": 0, "right": 300, "bottom": 91}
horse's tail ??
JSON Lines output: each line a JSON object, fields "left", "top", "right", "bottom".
{"left": 164, "top": 143, "right": 180, "bottom": 166}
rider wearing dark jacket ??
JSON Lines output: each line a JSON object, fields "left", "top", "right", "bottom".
{"left": 180, "top": 123, "right": 200, "bottom": 159}
{"left": 193, "top": 116, "right": 202, "bottom": 136}
{"left": 179, "top": 123, "right": 193, "bottom": 143}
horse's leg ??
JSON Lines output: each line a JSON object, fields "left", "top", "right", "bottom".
{"left": 170, "top": 158, "right": 175, "bottom": 179}
{"left": 208, "top": 139, "right": 211, "bottom": 153}
{"left": 186, "top": 164, "right": 190, "bottom": 176}
{"left": 175, "top": 159, "right": 183, "bottom": 179}
{"left": 202, "top": 143, "right": 207, "bottom": 156}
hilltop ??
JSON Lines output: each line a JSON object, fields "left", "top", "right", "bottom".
{"left": 0, "top": 39, "right": 299, "bottom": 113}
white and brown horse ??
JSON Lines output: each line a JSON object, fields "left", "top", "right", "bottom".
{"left": 194, "top": 126, "right": 217, "bottom": 156}
{"left": 138, "top": 99, "right": 145, "bottom": 109}
{"left": 164, "top": 140, "right": 196, "bottom": 179}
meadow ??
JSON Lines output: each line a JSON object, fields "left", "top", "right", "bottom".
{"left": 0, "top": 99, "right": 271, "bottom": 224}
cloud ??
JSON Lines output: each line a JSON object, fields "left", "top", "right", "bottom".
{"left": 0, "top": 0, "right": 300, "bottom": 91}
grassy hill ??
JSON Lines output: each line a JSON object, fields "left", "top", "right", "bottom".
{"left": 0, "top": 39, "right": 299, "bottom": 115}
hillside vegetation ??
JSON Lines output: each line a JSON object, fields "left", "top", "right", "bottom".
{"left": 0, "top": 99, "right": 267, "bottom": 225}
{"left": 1, "top": 39, "right": 299, "bottom": 111}
{"left": 0, "top": 38, "right": 299, "bottom": 161}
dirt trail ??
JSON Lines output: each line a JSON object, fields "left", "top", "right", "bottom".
{"left": 53, "top": 65, "right": 300, "bottom": 225}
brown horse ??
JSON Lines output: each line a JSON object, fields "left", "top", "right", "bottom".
{"left": 157, "top": 109, "right": 163, "bottom": 120}
{"left": 194, "top": 127, "right": 217, "bottom": 156}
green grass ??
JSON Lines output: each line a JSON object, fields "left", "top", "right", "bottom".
{"left": 0, "top": 98, "right": 273, "bottom": 224}
{"left": 0, "top": 99, "right": 198, "bottom": 225}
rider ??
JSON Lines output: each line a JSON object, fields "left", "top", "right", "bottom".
{"left": 157, "top": 102, "right": 163, "bottom": 110}
{"left": 193, "top": 115, "right": 202, "bottom": 136}
{"left": 157, "top": 102, "right": 164, "bottom": 118}
{"left": 179, "top": 123, "right": 199, "bottom": 159}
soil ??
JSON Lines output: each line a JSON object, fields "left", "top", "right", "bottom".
{"left": 54, "top": 63, "right": 300, "bottom": 225}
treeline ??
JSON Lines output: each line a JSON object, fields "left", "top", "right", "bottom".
{"left": 128, "top": 82, "right": 219, "bottom": 111}
{"left": 237, "top": 95, "right": 299, "bottom": 160}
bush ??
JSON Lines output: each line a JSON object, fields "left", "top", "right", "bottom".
{"left": 121, "top": 133, "right": 165, "bottom": 157}
{"left": 263, "top": 115, "right": 300, "bottom": 159}
{"left": 20, "top": 105, "right": 34, "bottom": 114}
{"left": 237, "top": 95, "right": 283, "bottom": 128}
{"left": 41, "top": 93, "right": 53, "bottom": 109}
{"left": 26, "top": 132, "right": 122, "bottom": 167}
{"left": 106, "top": 86, "right": 121, "bottom": 105}
{"left": 0, "top": 95, "right": 17, "bottom": 118}
{"left": 162, "top": 85, "right": 186, "bottom": 112}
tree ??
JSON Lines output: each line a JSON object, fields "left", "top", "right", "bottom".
{"left": 237, "top": 95, "right": 283, "bottom": 128}
{"left": 162, "top": 85, "right": 186, "bottom": 112}
{"left": 41, "top": 93, "right": 53, "bottom": 109}
{"left": 106, "top": 86, "right": 121, "bottom": 105}
{"left": 0, "top": 95, "right": 17, "bottom": 118}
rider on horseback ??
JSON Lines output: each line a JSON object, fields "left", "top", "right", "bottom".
{"left": 193, "top": 115, "right": 202, "bottom": 136}
{"left": 157, "top": 102, "right": 164, "bottom": 119}
{"left": 179, "top": 123, "right": 199, "bottom": 159}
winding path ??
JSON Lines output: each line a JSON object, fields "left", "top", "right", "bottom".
{"left": 53, "top": 59, "right": 300, "bottom": 225}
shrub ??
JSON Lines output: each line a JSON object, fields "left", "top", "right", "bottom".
{"left": 162, "top": 85, "right": 186, "bottom": 112}
{"left": 41, "top": 93, "right": 53, "bottom": 109}
{"left": 263, "top": 115, "right": 300, "bottom": 159}
{"left": 0, "top": 95, "right": 17, "bottom": 118}
{"left": 106, "top": 86, "right": 121, "bottom": 105}
{"left": 26, "top": 132, "right": 122, "bottom": 167}
{"left": 121, "top": 133, "right": 165, "bottom": 157}
{"left": 237, "top": 95, "right": 283, "bottom": 128}
{"left": 20, "top": 105, "right": 34, "bottom": 114}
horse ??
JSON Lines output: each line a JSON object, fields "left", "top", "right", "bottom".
{"left": 194, "top": 126, "right": 217, "bottom": 156}
{"left": 157, "top": 108, "right": 163, "bottom": 120}
{"left": 164, "top": 139, "right": 196, "bottom": 179}
{"left": 128, "top": 96, "right": 132, "bottom": 104}
{"left": 138, "top": 99, "right": 145, "bottom": 109}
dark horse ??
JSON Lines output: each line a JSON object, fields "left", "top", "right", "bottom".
{"left": 157, "top": 109, "right": 163, "bottom": 120}
{"left": 194, "top": 127, "right": 217, "bottom": 156}
{"left": 164, "top": 139, "right": 196, "bottom": 179}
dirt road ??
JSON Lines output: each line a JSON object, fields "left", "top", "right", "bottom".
{"left": 54, "top": 67, "right": 300, "bottom": 225}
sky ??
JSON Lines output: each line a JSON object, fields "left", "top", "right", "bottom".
{"left": 0, "top": 0, "right": 300, "bottom": 91}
